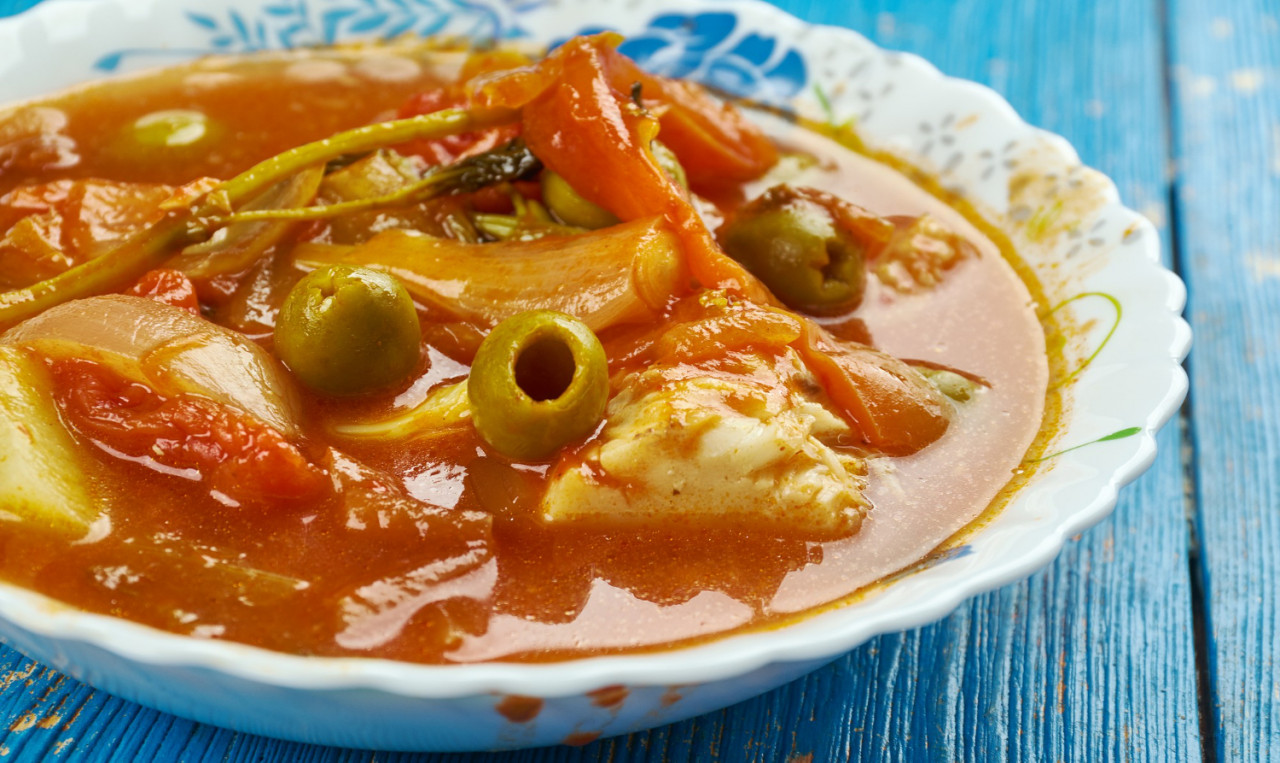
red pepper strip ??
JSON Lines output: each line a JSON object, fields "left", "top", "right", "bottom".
{"left": 126, "top": 268, "right": 199, "bottom": 314}
{"left": 614, "top": 67, "right": 779, "bottom": 191}
{"left": 468, "top": 34, "right": 769, "bottom": 297}
{"left": 50, "top": 357, "right": 328, "bottom": 509}
{"left": 796, "top": 324, "right": 951, "bottom": 456}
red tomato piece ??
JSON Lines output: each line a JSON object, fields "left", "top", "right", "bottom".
{"left": 0, "top": 179, "right": 175, "bottom": 288}
{"left": 50, "top": 357, "right": 329, "bottom": 509}
{"left": 126, "top": 268, "right": 200, "bottom": 314}
{"left": 395, "top": 48, "right": 532, "bottom": 167}
{"left": 796, "top": 327, "right": 951, "bottom": 456}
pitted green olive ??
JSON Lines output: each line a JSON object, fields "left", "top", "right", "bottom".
{"left": 718, "top": 185, "right": 867, "bottom": 315}
{"left": 468, "top": 310, "right": 609, "bottom": 461}
{"left": 110, "top": 109, "right": 223, "bottom": 167}
{"left": 275, "top": 265, "right": 421, "bottom": 396}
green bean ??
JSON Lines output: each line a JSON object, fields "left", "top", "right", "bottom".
{"left": 0, "top": 218, "right": 199, "bottom": 332}
{"left": 205, "top": 107, "right": 519, "bottom": 213}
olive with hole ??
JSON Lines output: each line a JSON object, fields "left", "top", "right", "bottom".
{"left": 718, "top": 184, "right": 868, "bottom": 315}
{"left": 275, "top": 265, "right": 421, "bottom": 396}
{"left": 468, "top": 310, "right": 609, "bottom": 460}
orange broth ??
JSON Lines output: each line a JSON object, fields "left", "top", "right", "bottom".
{"left": 0, "top": 46, "right": 1047, "bottom": 663}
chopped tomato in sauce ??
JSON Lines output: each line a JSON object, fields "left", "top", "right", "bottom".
{"left": 49, "top": 357, "right": 328, "bottom": 509}
{"left": 126, "top": 268, "right": 200, "bottom": 313}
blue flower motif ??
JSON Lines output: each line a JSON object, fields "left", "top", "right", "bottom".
{"left": 95, "top": 0, "right": 520, "bottom": 72}
{"left": 93, "top": 3, "right": 808, "bottom": 108}
{"left": 617, "top": 12, "right": 737, "bottom": 79}
{"left": 563, "top": 13, "right": 806, "bottom": 105}
{"left": 612, "top": 12, "right": 807, "bottom": 105}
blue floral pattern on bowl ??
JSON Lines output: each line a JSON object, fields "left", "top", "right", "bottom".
{"left": 93, "top": 3, "right": 807, "bottom": 108}
{"left": 95, "top": 0, "right": 518, "bottom": 71}
{"left": 570, "top": 12, "right": 806, "bottom": 104}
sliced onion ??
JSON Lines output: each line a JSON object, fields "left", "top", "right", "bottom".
{"left": 1, "top": 294, "right": 301, "bottom": 435}
{"left": 294, "top": 216, "right": 687, "bottom": 332}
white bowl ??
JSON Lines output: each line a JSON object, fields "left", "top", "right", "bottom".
{"left": 0, "top": 0, "right": 1190, "bottom": 751}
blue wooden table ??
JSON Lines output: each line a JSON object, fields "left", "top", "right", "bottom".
{"left": 0, "top": 0, "right": 1272, "bottom": 759}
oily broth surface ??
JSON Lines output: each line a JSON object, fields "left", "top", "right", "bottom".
{"left": 445, "top": 131, "right": 1048, "bottom": 660}
{"left": 0, "top": 47, "right": 469, "bottom": 194}
{"left": 0, "top": 50, "right": 1046, "bottom": 662}
{"left": 751, "top": 126, "right": 1047, "bottom": 616}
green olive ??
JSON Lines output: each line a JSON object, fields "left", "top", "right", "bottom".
{"left": 650, "top": 139, "right": 688, "bottom": 191}
{"left": 275, "top": 265, "right": 421, "bottom": 396}
{"left": 718, "top": 185, "right": 867, "bottom": 315}
{"left": 540, "top": 141, "right": 686, "bottom": 230}
{"left": 132, "top": 109, "right": 216, "bottom": 148}
{"left": 540, "top": 170, "right": 619, "bottom": 230}
{"left": 468, "top": 310, "right": 609, "bottom": 461}
{"left": 918, "top": 367, "right": 980, "bottom": 402}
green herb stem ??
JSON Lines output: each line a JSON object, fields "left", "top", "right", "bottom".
{"left": 0, "top": 107, "right": 520, "bottom": 332}
{"left": 208, "top": 107, "right": 519, "bottom": 212}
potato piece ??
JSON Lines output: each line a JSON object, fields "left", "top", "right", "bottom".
{"left": 0, "top": 346, "right": 97, "bottom": 535}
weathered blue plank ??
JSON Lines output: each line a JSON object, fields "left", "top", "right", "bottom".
{"left": 0, "top": 1, "right": 1201, "bottom": 761}
{"left": 1167, "top": 1, "right": 1280, "bottom": 760}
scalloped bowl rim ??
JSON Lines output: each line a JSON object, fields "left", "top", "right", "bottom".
{"left": 0, "top": 0, "right": 1190, "bottom": 703}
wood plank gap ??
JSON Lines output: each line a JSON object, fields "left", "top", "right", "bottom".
{"left": 1180, "top": 393, "right": 1219, "bottom": 763}
{"left": 1157, "top": 1, "right": 1217, "bottom": 760}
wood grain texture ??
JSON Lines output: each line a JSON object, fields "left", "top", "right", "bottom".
{"left": 1166, "top": 1, "right": 1280, "bottom": 760}
{"left": 0, "top": 0, "right": 1205, "bottom": 761}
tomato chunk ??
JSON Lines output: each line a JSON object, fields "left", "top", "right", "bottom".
{"left": 0, "top": 179, "right": 174, "bottom": 289}
{"left": 49, "top": 357, "right": 328, "bottom": 509}
{"left": 797, "top": 328, "right": 951, "bottom": 456}
{"left": 125, "top": 268, "right": 199, "bottom": 313}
